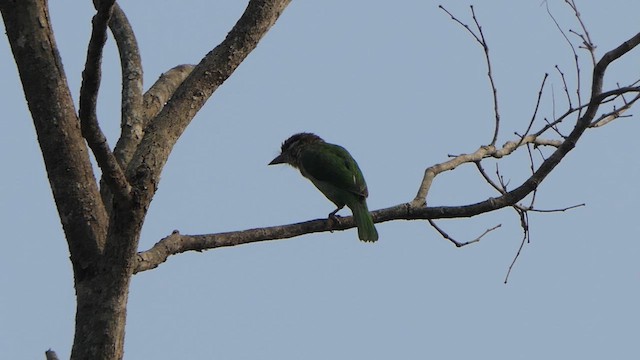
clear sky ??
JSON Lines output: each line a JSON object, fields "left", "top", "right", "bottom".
{"left": 1, "top": 1, "right": 639, "bottom": 359}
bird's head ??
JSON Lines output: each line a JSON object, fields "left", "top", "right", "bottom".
{"left": 269, "top": 132, "right": 324, "bottom": 168}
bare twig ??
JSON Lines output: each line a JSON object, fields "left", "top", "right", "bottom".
{"left": 532, "top": 85, "right": 639, "bottom": 137}
{"left": 412, "top": 134, "right": 564, "bottom": 207}
{"left": 438, "top": 6, "right": 482, "bottom": 43}
{"left": 517, "top": 203, "right": 585, "bottom": 213}
{"left": 546, "top": 1, "right": 583, "bottom": 117}
{"left": 475, "top": 161, "right": 506, "bottom": 194}
{"left": 515, "top": 73, "right": 549, "bottom": 149}
{"left": 565, "top": 0, "right": 596, "bottom": 66}
{"left": 555, "top": 65, "right": 573, "bottom": 110}
{"left": 428, "top": 219, "right": 500, "bottom": 247}
{"left": 506, "top": 180, "right": 534, "bottom": 281}
{"left": 591, "top": 91, "right": 640, "bottom": 127}
{"left": 495, "top": 163, "right": 509, "bottom": 190}
{"left": 542, "top": 116, "right": 565, "bottom": 138}
{"left": 439, "top": 5, "right": 501, "bottom": 146}
{"left": 504, "top": 210, "right": 529, "bottom": 284}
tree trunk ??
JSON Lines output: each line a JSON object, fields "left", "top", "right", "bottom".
{"left": 70, "top": 200, "right": 144, "bottom": 359}
{"left": 0, "top": 1, "right": 135, "bottom": 358}
{"left": 72, "top": 270, "right": 131, "bottom": 359}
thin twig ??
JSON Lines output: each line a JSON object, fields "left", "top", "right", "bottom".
{"left": 439, "top": 5, "right": 501, "bottom": 145}
{"left": 515, "top": 73, "right": 549, "bottom": 149}
{"left": 555, "top": 65, "right": 573, "bottom": 110}
{"left": 537, "top": 85, "right": 637, "bottom": 135}
{"left": 438, "top": 5, "right": 482, "bottom": 43}
{"left": 532, "top": 85, "right": 638, "bottom": 138}
{"left": 504, "top": 210, "right": 529, "bottom": 284}
{"left": 517, "top": 203, "right": 585, "bottom": 213}
{"left": 546, "top": 1, "right": 583, "bottom": 118}
{"left": 471, "top": 6, "right": 501, "bottom": 146}
{"left": 475, "top": 161, "right": 506, "bottom": 194}
{"left": 591, "top": 91, "right": 640, "bottom": 127}
{"left": 565, "top": 0, "right": 597, "bottom": 66}
{"left": 428, "top": 219, "right": 499, "bottom": 247}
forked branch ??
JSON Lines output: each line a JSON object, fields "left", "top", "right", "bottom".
{"left": 439, "top": 5, "right": 501, "bottom": 146}
{"left": 126, "top": 0, "right": 292, "bottom": 204}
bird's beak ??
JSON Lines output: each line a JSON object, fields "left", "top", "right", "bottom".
{"left": 268, "top": 154, "right": 285, "bottom": 165}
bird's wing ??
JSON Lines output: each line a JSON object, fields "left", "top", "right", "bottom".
{"left": 299, "top": 143, "right": 368, "bottom": 198}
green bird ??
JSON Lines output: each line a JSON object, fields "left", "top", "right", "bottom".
{"left": 269, "top": 133, "right": 378, "bottom": 242}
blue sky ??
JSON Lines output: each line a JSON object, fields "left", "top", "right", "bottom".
{"left": 1, "top": 1, "right": 639, "bottom": 359}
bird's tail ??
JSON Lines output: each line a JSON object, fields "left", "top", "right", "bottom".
{"left": 352, "top": 200, "right": 378, "bottom": 242}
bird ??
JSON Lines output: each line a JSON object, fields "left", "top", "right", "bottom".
{"left": 269, "top": 133, "right": 378, "bottom": 242}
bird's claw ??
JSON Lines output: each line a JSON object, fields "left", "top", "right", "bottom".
{"left": 327, "top": 213, "right": 341, "bottom": 232}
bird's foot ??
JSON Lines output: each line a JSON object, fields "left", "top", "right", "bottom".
{"left": 327, "top": 213, "right": 342, "bottom": 232}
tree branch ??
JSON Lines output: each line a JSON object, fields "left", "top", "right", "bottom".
{"left": 134, "top": 30, "right": 640, "bottom": 274}
{"left": 79, "top": 0, "right": 131, "bottom": 202}
{"left": 141, "top": 64, "right": 196, "bottom": 128}
{"left": 126, "top": 0, "right": 292, "bottom": 206}
{"left": 0, "top": 0, "right": 108, "bottom": 259}
{"left": 97, "top": 2, "right": 144, "bottom": 212}
{"left": 514, "top": 73, "right": 549, "bottom": 149}
{"left": 109, "top": 2, "right": 144, "bottom": 167}
{"left": 591, "top": 92, "right": 640, "bottom": 127}
{"left": 504, "top": 209, "right": 530, "bottom": 284}
{"left": 428, "top": 220, "right": 500, "bottom": 248}
{"left": 411, "top": 134, "right": 561, "bottom": 207}
{"left": 439, "top": 5, "right": 501, "bottom": 146}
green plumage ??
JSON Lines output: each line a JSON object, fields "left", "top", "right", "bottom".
{"left": 269, "top": 133, "right": 378, "bottom": 242}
